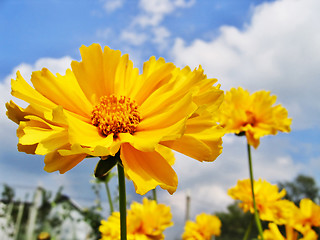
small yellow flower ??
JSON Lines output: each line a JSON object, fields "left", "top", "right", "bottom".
{"left": 6, "top": 44, "right": 224, "bottom": 195}
{"left": 267, "top": 199, "right": 299, "bottom": 225}
{"left": 263, "top": 223, "right": 318, "bottom": 240}
{"left": 99, "top": 198, "right": 173, "bottom": 240}
{"left": 182, "top": 213, "right": 221, "bottom": 240}
{"left": 293, "top": 198, "right": 320, "bottom": 235}
{"left": 298, "top": 198, "right": 320, "bottom": 227}
{"left": 262, "top": 198, "right": 319, "bottom": 240}
{"left": 218, "top": 87, "right": 291, "bottom": 148}
{"left": 228, "top": 179, "right": 286, "bottom": 220}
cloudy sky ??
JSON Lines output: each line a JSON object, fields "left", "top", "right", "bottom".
{"left": 1, "top": 0, "right": 320, "bottom": 238}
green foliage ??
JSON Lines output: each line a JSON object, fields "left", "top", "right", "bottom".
{"left": 1, "top": 184, "right": 15, "bottom": 203}
{"left": 215, "top": 202, "right": 265, "bottom": 240}
{"left": 278, "top": 174, "right": 319, "bottom": 205}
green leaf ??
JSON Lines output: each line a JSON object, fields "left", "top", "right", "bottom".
{"left": 94, "top": 156, "right": 118, "bottom": 179}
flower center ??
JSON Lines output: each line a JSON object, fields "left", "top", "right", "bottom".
{"left": 245, "top": 110, "right": 257, "bottom": 126}
{"left": 91, "top": 95, "right": 141, "bottom": 137}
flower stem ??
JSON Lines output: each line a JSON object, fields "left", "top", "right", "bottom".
{"left": 247, "top": 143, "right": 264, "bottom": 240}
{"left": 152, "top": 188, "right": 157, "bottom": 202}
{"left": 105, "top": 180, "right": 114, "bottom": 214}
{"left": 117, "top": 163, "right": 127, "bottom": 240}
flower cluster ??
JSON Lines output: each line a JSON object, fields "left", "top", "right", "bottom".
{"left": 99, "top": 198, "right": 173, "bottom": 240}
{"left": 228, "top": 179, "right": 320, "bottom": 239}
{"left": 6, "top": 43, "right": 299, "bottom": 240}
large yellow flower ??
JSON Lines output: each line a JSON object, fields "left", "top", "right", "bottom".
{"left": 218, "top": 87, "right": 291, "bottom": 148}
{"left": 228, "top": 179, "right": 286, "bottom": 220}
{"left": 182, "top": 213, "right": 221, "bottom": 240}
{"left": 99, "top": 198, "right": 173, "bottom": 240}
{"left": 6, "top": 44, "right": 224, "bottom": 195}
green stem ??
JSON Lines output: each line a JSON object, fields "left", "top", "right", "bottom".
{"left": 152, "top": 188, "right": 157, "bottom": 203}
{"left": 105, "top": 180, "right": 114, "bottom": 214}
{"left": 247, "top": 143, "right": 264, "bottom": 240}
{"left": 117, "top": 163, "right": 127, "bottom": 240}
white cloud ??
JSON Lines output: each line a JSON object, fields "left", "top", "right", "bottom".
{"left": 103, "top": 0, "right": 124, "bottom": 13}
{"left": 120, "top": 30, "right": 148, "bottom": 46}
{"left": 134, "top": 0, "right": 196, "bottom": 27}
{"left": 171, "top": 0, "right": 320, "bottom": 130}
{"left": 151, "top": 26, "right": 171, "bottom": 51}
{"left": 96, "top": 27, "right": 114, "bottom": 40}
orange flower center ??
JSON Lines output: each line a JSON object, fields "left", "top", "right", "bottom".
{"left": 245, "top": 110, "right": 257, "bottom": 126}
{"left": 91, "top": 95, "right": 140, "bottom": 137}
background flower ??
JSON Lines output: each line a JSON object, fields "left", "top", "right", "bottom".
{"left": 99, "top": 198, "right": 173, "bottom": 240}
{"left": 182, "top": 213, "right": 221, "bottom": 240}
{"left": 228, "top": 179, "right": 286, "bottom": 220}
{"left": 218, "top": 87, "right": 291, "bottom": 148}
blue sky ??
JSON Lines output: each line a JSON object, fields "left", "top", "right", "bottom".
{"left": 1, "top": 0, "right": 320, "bottom": 238}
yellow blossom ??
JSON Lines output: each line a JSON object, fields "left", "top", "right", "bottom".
{"left": 297, "top": 198, "right": 320, "bottom": 227}
{"left": 218, "top": 87, "right": 291, "bottom": 148}
{"left": 293, "top": 198, "right": 320, "bottom": 235}
{"left": 263, "top": 223, "right": 318, "bottom": 240}
{"left": 267, "top": 199, "right": 299, "bottom": 225}
{"left": 99, "top": 198, "right": 173, "bottom": 240}
{"left": 228, "top": 179, "right": 286, "bottom": 220}
{"left": 6, "top": 44, "right": 224, "bottom": 195}
{"left": 262, "top": 198, "right": 319, "bottom": 240}
{"left": 182, "top": 213, "right": 221, "bottom": 240}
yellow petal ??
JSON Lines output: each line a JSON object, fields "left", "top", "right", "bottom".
{"left": 44, "top": 150, "right": 87, "bottom": 173}
{"left": 162, "top": 111, "right": 224, "bottom": 161}
{"left": 31, "top": 68, "right": 92, "bottom": 118}
{"left": 101, "top": 46, "right": 121, "bottom": 95}
{"left": 125, "top": 117, "right": 188, "bottom": 152}
{"left": 155, "top": 144, "right": 175, "bottom": 166}
{"left": 120, "top": 143, "right": 178, "bottom": 195}
{"left": 113, "top": 53, "right": 140, "bottom": 97}
{"left": 71, "top": 44, "right": 106, "bottom": 104}
{"left": 17, "top": 144, "right": 37, "bottom": 154}
{"left": 132, "top": 57, "right": 176, "bottom": 105}
{"left": 6, "top": 101, "right": 28, "bottom": 124}
{"left": 139, "top": 92, "right": 196, "bottom": 131}
{"left": 17, "top": 115, "right": 68, "bottom": 155}
{"left": 11, "top": 71, "right": 56, "bottom": 111}
{"left": 66, "top": 113, "right": 114, "bottom": 148}
{"left": 58, "top": 143, "right": 111, "bottom": 157}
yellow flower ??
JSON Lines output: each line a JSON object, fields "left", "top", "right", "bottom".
{"left": 182, "top": 213, "right": 221, "bottom": 240}
{"left": 267, "top": 199, "right": 299, "bottom": 225}
{"left": 6, "top": 44, "right": 224, "bottom": 195}
{"left": 262, "top": 199, "right": 319, "bottom": 240}
{"left": 297, "top": 198, "right": 320, "bottom": 227}
{"left": 293, "top": 198, "right": 320, "bottom": 235}
{"left": 218, "top": 87, "right": 291, "bottom": 148}
{"left": 263, "top": 223, "right": 318, "bottom": 240}
{"left": 228, "top": 179, "right": 286, "bottom": 220}
{"left": 99, "top": 198, "right": 173, "bottom": 240}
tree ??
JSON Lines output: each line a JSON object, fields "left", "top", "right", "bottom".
{"left": 1, "top": 184, "right": 15, "bottom": 203}
{"left": 278, "top": 174, "right": 319, "bottom": 205}
{"left": 215, "top": 202, "right": 267, "bottom": 240}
